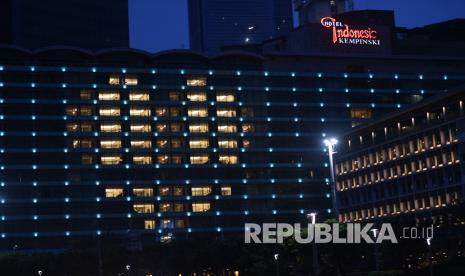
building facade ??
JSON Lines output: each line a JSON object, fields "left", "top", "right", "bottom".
{"left": 188, "top": 0, "right": 293, "bottom": 53}
{"left": 0, "top": 45, "right": 465, "bottom": 250}
{"left": 294, "top": 0, "right": 347, "bottom": 26}
{"left": 335, "top": 86, "right": 465, "bottom": 227}
{"left": 0, "top": 0, "right": 129, "bottom": 50}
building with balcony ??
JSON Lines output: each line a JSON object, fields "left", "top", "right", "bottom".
{"left": 335, "top": 86, "right": 465, "bottom": 227}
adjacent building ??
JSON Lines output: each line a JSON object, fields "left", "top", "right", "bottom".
{"left": 294, "top": 0, "right": 347, "bottom": 26}
{"left": 188, "top": 0, "right": 293, "bottom": 53}
{"left": 0, "top": 0, "right": 129, "bottom": 50}
{"left": 335, "top": 86, "right": 465, "bottom": 227}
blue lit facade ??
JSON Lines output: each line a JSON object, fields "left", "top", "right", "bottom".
{"left": 0, "top": 46, "right": 464, "bottom": 250}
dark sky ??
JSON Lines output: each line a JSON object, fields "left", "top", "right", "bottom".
{"left": 129, "top": 0, "right": 465, "bottom": 53}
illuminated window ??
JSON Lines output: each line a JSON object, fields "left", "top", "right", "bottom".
{"left": 219, "top": 155, "right": 238, "bottom": 164}
{"left": 157, "top": 155, "right": 169, "bottom": 164}
{"left": 130, "top": 108, "right": 151, "bottom": 116}
{"left": 191, "top": 186, "right": 212, "bottom": 196}
{"left": 155, "top": 107, "right": 168, "bottom": 116}
{"left": 100, "top": 140, "right": 122, "bottom": 149}
{"left": 170, "top": 107, "right": 182, "bottom": 117}
{"left": 160, "top": 219, "right": 174, "bottom": 229}
{"left": 81, "top": 155, "right": 93, "bottom": 165}
{"left": 169, "top": 92, "right": 182, "bottom": 101}
{"left": 216, "top": 92, "right": 235, "bottom": 102}
{"left": 66, "top": 107, "right": 78, "bottom": 116}
{"left": 130, "top": 140, "right": 152, "bottom": 148}
{"left": 243, "top": 139, "right": 251, "bottom": 148}
{"left": 80, "top": 107, "right": 93, "bottom": 116}
{"left": 190, "top": 155, "right": 209, "bottom": 164}
{"left": 133, "top": 188, "right": 153, "bottom": 197}
{"left": 156, "top": 123, "right": 168, "bottom": 132}
{"left": 171, "top": 139, "right": 183, "bottom": 148}
{"left": 144, "top": 220, "right": 156, "bottom": 229}
{"left": 80, "top": 90, "right": 93, "bottom": 100}
{"left": 109, "top": 76, "right": 120, "bottom": 85}
{"left": 176, "top": 219, "right": 186, "bottom": 228}
{"left": 242, "top": 123, "right": 254, "bottom": 132}
{"left": 133, "top": 204, "right": 154, "bottom": 213}
{"left": 221, "top": 186, "right": 232, "bottom": 196}
{"left": 188, "top": 107, "right": 208, "bottom": 117}
{"left": 218, "top": 124, "right": 237, "bottom": 133}
{"left": 130, "top": 123, "right": 151, "bottom": 132}
{"left": 101, "top": 155, "right": 122, "bottom": 165}
{"left": 99, "top": 92, "right": 120, "bottom": 101}
{"left": 173, "top": 187, "right": 184, "bottom": 196}
{"left": 218, "top": 139, "right": 237, "bottom": 148}
{"left": 174, "top": 203, "right": 185, "bottom": 212}
{"left": 170, "top": 123, "right": 182, "bottom": 132}
{"left": 66, "top": 123, "right": 79, "bottom": 132}
{"left": 72, "top": 139, "right": 93, "bottom": 148}
{"left": 129, "top": 92, "right": 149, "bottom": 101}
{"left": 172, "top": 155, "right": 182, "bottom": 164}
{"left": 105, "top": 188, "right": 123, "bottom": 198}
{"left": 133, "top": 156, "right": 152, "bottom": 165}
{"left": 189, "top": 123, "right": 209, "bottom": 133}
{"left": 156, "top": 139, "right": 168, "bottom": 148}
{"left": 187, "top": 92, "right": 207, "bottom": 102}
{"left": 159, "top": 187, "right": 171, "bottom": 196}
{"left": 124, "top": 76, "right": 138, "bottom": 85}
{"left": 80, "top": 123, "right": 93, "bottom": 132}
{"left": 217, "top": 108, "right": 236, "bottom": 117}
{"left": 189, "top": 139, "right": 209, "bottom": 149}
{"left": 160, "top": 203, "right": 172, "bottom": 212}
{"left": 192, "top": 202, "right": 211, "bottom": 212}
{"left": 351, "top": 108, "right": 372, "bottom": 119}
{"left": 187, "top": 77, "right": 207, "bottom": 86}
{"left": 100, "top": 123, "right": 121, "bottom": 132}
{"left": 99, "top": 107, "right": 120, "bottom": 116}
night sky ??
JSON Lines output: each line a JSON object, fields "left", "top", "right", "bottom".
{"left": 129, "top": 0, "right": 465, "bottom": 53}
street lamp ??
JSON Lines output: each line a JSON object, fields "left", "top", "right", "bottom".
{"left": 370, "top": 228, "right": 380, "bottom": 274}
{"left": 37, "top": 270, "right": 43, "bottom": 276}
{"left": 427, "top": 238, "right": 433, "bottom": 276}
{"left": 324, "top": 138, "right": 338, "bottom": 216}
{"left": 306, "top": 212, "right": 319, "bottom": 276}
{"left": 125, "top": 264, "right": 131, "bottom": 276}
{"left": 274, "top": 253, "right": 279, "bottom": 276}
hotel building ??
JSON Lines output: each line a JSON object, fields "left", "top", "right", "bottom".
{"left": 0, "top": 44, "right": 465, "bottom": 250}
{"left": 335, "top": 86, "right": 465, "bottom": 226}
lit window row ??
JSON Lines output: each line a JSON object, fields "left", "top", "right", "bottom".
{"left": 96, "top": 154, "right": 239, "bottom": 165}
{"left": 67, "top": 123, "right": 254, "bottom": 133}
{"left": 339, "top": 192, "right": 460, "bottom": 223}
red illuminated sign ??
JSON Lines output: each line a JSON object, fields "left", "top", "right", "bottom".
{"left": 321, "top": 17, "right": 381, "bottom": 46}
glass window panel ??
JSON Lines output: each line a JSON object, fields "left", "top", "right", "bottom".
{"left": 99, "top": 107, "right": 120, "bottom": 116}
{"left": 129, "top": 92, "right": 149, "bottom": 101}
{"left": 124, "top": 77, "right": 138, "bottom": 85}
{"left": 155, "top": 107, "right": 168, "bottom": 116}
{"left": 80, "top": 106, "right": 93, "bottom": 116}
{"left": 133, "top": 188, "right": 153, "bottom": 197}
{"left": 157, "top": 155, "right": 169, "bottom": 164}
{"left": 99, "top": 92, "right": 120, "bottom": 101}
{"left": 221, "top": 186, "right": 232, "bottom": 196}
{"left": 186, "top": 77, "right": 207, "bottom": 87}
{"left": 105, "top": 188, "right": 123, "bottom": 198}
{"left": 192, "top": 202, "right": 211, "bottom": 212}
{"left": 219, "top": 155, "right": 238, "bottom": 164}
{"left": 156, "top": 123, "right": 168, "bottom": 132}
{"left": 191, "top": 186, "right": 212, "bottom": 196}
{"left": 66, "top": 107, "right": 78, "bottom": 116}
{"left": 187, "top": 92, "right": 207, "bottom": 101}
{"left": 100, "top": 123, "right": 121, "bottom": 132}
{"left": 216, "top": 92, "right": 235, "bottom": 102}
{"left": 190, "top": 155, "right": 209, "bottom": 164}
{"left": 169, "top": 92, "right": 182, "bottom": 101}
{"left": 130, "top": 140, "right": 152, "bottom": 148}
{"left": 80, "top": 90, "right": 93, "bottom": 100}
{"left": 189, "top": 139, "right": 209, "bottom": 149}
{"left": 217, "top": 108, "right": 236, "bottom": 117}
{"left": 189, "top": 123, "right": 209, "bottom": 133}
{"left": 144, "top": 220, "right": 156, "bottom": 229}
{"left": 188, "top": 107, "right": 208, "bottom": 117}
{"left": 109, "top": 76, "right": 120, "bottom": 85}
{"left": 159, "top": 203, "right": 172, "bottom": 212}
{"left": 133, "top": 204, "right": 154, "bottom": 213}
{"left": 242, "top": 123, "right": 254, "bottom": 132}
{"left": 133, "top": 156, "right": 152, "bottom": 164}
{"left": 170, "top": 123, "right": 182, "bottom": 132}
{"left": 130, "top": 108, "right": 151, "bottom": 116}
{"left": 130, "top": 124, "right": 151, "bottom": 132}
{"left": 218, "top": 124, "right": 237, "bottom": 133}
{"left": 100, "top": 140, "right": 122, "bottom": 149}
{"left": 218, "top": 139, "right": 237, "bottom": 148}
{"left": 101, "top": 155, "right": 122, "bottom": 165}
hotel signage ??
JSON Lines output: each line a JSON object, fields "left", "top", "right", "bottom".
{"left": 321, "top": 17, "right": 381, "bottom": 46}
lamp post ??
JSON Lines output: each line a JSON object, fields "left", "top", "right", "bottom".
{"left": 307, "top": 212, "right": 319, "bottom": 276}
{"left": 37, "top": 270, "right": 43, "bottom": 276}
{"left": 427, "top": 238, "right": 433, "bottom": 276}
{"left": 370, "top": 228, "right": 380, "bottom": 274}
{"left": 125, "top": 264, "right": 131, "bottom": 276}
{"left": 324, "top": 138, "right": 338, "bottom": 216}
{"left": 274, "top": 253, "right": 279, "bottom": 276}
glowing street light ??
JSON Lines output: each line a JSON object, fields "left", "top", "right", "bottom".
{"left": 427, "top": 238, "right": 433, "bottom": 276}
{"left": 324, "top": 138, "right": 338, "bottom": 215}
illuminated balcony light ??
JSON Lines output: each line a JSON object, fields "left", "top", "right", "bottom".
{"left": 421, "top": 90, "right": 425, "bottom": 94}
{"left": 326, "top": 193, "right": 331, "bottom": 198}
{"left": 293, "top": 102, "right": 298, "bottom": 107}
{"left": 371, "top": 103, "right": 376, "bottom": 108}
{"left": 298, "top": 178, "right": 303, "bottom": 183}
{"left": 65, "top": 231, "right": 70, "bottom": 236}
{"left": 317, "top": 72, "right": 322, "bottom": 78}
{"left": 419, "top": 74, "right": 423, "bottom": 79}
{"left": 242, "top": 179, "right": 247, "bottom": 184}
{"left": 0, "top": 66, "right": 3, "bottom": 71}
{"left": 264, "top": 71, "right": 269, "bottom": 76}
{"left": 97, "top": 230, "right": 101, "bottom": 235}
{"left": 443, "top": 75, "right": 448, "bottom": 80}
{"left": 266, "top": 102, "right": 270, "bottom": 106}
{"left": 34, "top": 233, "right": 38, "bottom": 237}
{"left": 30, "top": 66, "right": 35, "bottom": 71}
{"left": 394, "top": 74, "right": 399, "bottom": 79}
{"left": 320, "top": 118, "right": 325, "bottom": 122}
{"left": 299, "top": 194, "right": 303, "bottom": 198}
{"left": 93, "top": 84, "right": 97, "bottom": 88}
{"left": 64, "top": 181, "right": 69, "bottom": 186}
{"left": 122, "top": 68, "right": 127, "bottom": 73}
{"left": 343, "top": 73, "right": 348, "bottom": 78}
{"left": 291, "top": 72, "right": 296, "bottom": 77}
{"left": 292, "top": 87, "right": 296, "bottom": 92}
{"left": 92, "top": 67, "right": 97, "bottom": 72}
{"left": 318, "top": 88, "right": 323, "bottom": 92}
{"left": 369, "top": 73, "right": 373, "bottom": 79}
{"left": 346, "top": 103, "right": 350, "bottom": 108}
{"left": 216, "top": 211, "right": 221, "bottom": 216}
{"left": 270, "top": 163, "right": 274, "bottom": 168}
{"left": 96, "top": 197, "right": 100, "bottom": 202}
{"left": 31, "top": 83, "right": 36, "bottom": 88}
{"left": 272, "top": 210, "right": 277, "bottom": 215}
{"left": 32, "top": 165, "right": 37, "bottom": 169}
{"left": 271, "top": 194, "right": 276, "bottom": 199}
{"left": 208, "top": 70, "right": 213, "bottom": 75}
{"left": 209, "top": 86, "right": 214, "bottom": 90}
{"left": 397, "top": 104, "right": 402, "bottom": 108}
{"left": 236, "top": 71, "right": 241, "bottom": 76}
{"left": 33, "top": 215, "right": 38, "bottom": 220}
{"left": 33, "top": 198, "right": 38, "bottom": 203}
{"left": 237, "top": 86, "right": 242, "bottom": 91}
{"left": 62, "top": 83, "right": 67, "bottom": 88}
{"left": 152, "top": 85, "right": 157, "bottom": 89}
{"left": 64, "top": 198, "right": 69, "bottom": 203}
{"left": 320, "top": 102, "right": 324, "bottom": 107}
{"left": 267, "top": 117, "right": 271, "bottom": 122}
{"left": 244, "top": 210, "right": 249, "bottom": 215}
{"left": 345, "top": 88, "right": 349, "bottom": 93}
{"left": 300, "top": 209, "right": 305, "bottom": 214}
{"left": 127, "top": 214, "right": 132, "bottom": 218}
{"left": 370, "top": 89, "right": 375, "bottom": 93}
